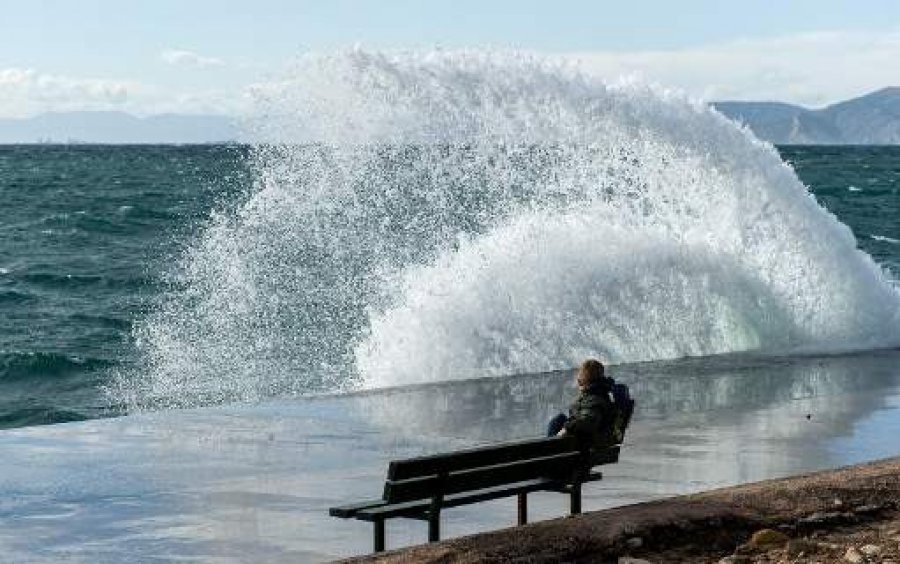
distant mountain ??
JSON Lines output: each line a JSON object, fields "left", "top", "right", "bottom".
{"left": 3, "top": 89, "right": 899, "bottom": 145}
{"left": 713, "top": 88, "right": 900, "bottom": 145}
{"left": 0, "top": 111, "right": 239, "bottom": 144}
{"left": 821, "top": 87, "right": 900, "bottom": 144}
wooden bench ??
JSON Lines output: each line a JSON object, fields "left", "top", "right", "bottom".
{"left": 329, "top": 435, "right": 620, "bottom": 552}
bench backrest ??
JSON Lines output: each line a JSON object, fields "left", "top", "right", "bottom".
{"left": 383, "top": 436, "right": 619, "bottom": 504}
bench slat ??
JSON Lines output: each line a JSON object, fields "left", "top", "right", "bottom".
{"left": 384, "top": 451, "right": 582, "bottom": 503}
{"left": 355, "top": 471, "right": 607, "bottom": 521}
{"left": 388, "top": 436, "right": 579, "bottom": 480}
{"left": 329, "top": 498, "right": 387, "bottom": 518}
{"left": 441, "top": 470, "right": 603, "bottom": 508}
{"left": 358, "top": 479, "right": 553, "bottom": 521}
{"left": 539, "top": 470, "right": 604, "bottom": 493}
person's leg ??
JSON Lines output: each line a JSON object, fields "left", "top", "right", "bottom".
{"left": 547, "top": 413, "right": 567, "bottom": 436}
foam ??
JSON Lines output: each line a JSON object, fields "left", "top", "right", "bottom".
{"left": 112, "top": 50, "right": 900, "bottom": 408}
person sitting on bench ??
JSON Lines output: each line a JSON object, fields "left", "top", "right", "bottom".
{"left": 547, "top": 358, "right": 617, "bottom": 448}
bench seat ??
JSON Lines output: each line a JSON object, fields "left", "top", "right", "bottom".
{"left": 329, "top": 436, "right": 619, "bottom": 552}
{"left": 349, "top": 471, "right": 604, "bottom": 521}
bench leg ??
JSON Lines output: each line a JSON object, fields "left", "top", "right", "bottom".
{"left": 374, "top": 519, "right": 385, "bottom": 553}
{"left": 570, "top": 482, "right": 582, "bottom": 515}
{"left": 428, "top": 511, "right": 440, "bottom": 543}
{"left": 518, "top": 492, "right": 528, "bottom": 525}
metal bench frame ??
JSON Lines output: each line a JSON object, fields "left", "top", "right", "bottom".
{"left": 329, "top": 435, "right": 620, "bottom": 552}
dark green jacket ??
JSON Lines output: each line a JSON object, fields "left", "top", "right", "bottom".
{"left": 563, "top": 383, "right": 615, "bottom": 448}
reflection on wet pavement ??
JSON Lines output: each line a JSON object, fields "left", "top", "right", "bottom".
{"left": 0, "top": 349, "right": 898, "bottom": 561}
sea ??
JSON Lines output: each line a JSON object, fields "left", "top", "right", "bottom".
{"left": 1, "top": 142, "right": 897, "bottom": 430}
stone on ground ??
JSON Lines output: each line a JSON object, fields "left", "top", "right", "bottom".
{"left": 748, "top": 528, "right": 790, "bottom": 549}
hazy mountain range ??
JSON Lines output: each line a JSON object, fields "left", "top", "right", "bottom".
{"left": 713, "top": 87, "right": 900, "bottom": 145}
{"left": 1, "top": 87, "right": 898, "bottom": 144}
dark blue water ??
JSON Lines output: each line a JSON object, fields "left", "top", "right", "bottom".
{"left": 0, "top": 145, "right": 252, "bottom": 427}
{"left": 0, "top": 144, "right": 897, "bottom": 430}
{"left": 783, "top": 146, "right": 900, "bottom": 272}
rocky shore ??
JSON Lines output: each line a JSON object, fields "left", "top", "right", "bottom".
{"left": 345, "top": 456, "right": 900, "bottom": 563}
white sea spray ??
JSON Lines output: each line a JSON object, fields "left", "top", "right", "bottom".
{"left": 112, "top": 50, "right": 900, "bottom": 409}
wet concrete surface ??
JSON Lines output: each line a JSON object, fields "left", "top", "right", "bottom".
{"left": 1, "top": 349, "right": 899, "bottom": 562}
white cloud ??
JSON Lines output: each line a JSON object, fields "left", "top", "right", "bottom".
{"left": 0, "top": 67, "right": 251, "bottom": 118}
{"left": 161, "top": 49, "right": 225, "bottom": 69}
{"left": 568, "top": 29, "right": 900, "bottom": 107}
{"left": 3, "top": 30, "right": 900, "bottom": 119}
{"left": 0, "top": 68, "right": 135, "bottom": 117}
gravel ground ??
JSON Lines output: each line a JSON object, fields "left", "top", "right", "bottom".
{"left": 645, "top": 510, "right": 900, "bottom": 563}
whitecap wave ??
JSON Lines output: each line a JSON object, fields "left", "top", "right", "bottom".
{"left": 114, "top": 50, "right": 900, "bottom": 408}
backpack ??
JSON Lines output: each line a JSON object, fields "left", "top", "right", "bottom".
{"left": 608, "top": 380, "right": 635, "bottom": 444}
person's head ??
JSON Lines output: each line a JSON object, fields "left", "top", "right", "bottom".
{"left": 576, "top": 358, "right": 605, "bottom": 390}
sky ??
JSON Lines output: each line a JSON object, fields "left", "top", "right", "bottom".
{"left": 2, "top": 0, "right": 899, "bottom": 118}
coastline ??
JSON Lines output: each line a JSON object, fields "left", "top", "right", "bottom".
{"left": 346, "top": 456, "right": 900, "bottom": 563}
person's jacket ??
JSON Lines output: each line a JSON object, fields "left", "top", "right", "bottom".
{"left": 563, "top": 381, "right": 615, "bottom": 448}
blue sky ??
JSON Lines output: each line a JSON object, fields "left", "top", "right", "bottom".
{"left": 2, "top": 0, "right": 899, "bottom": 117}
